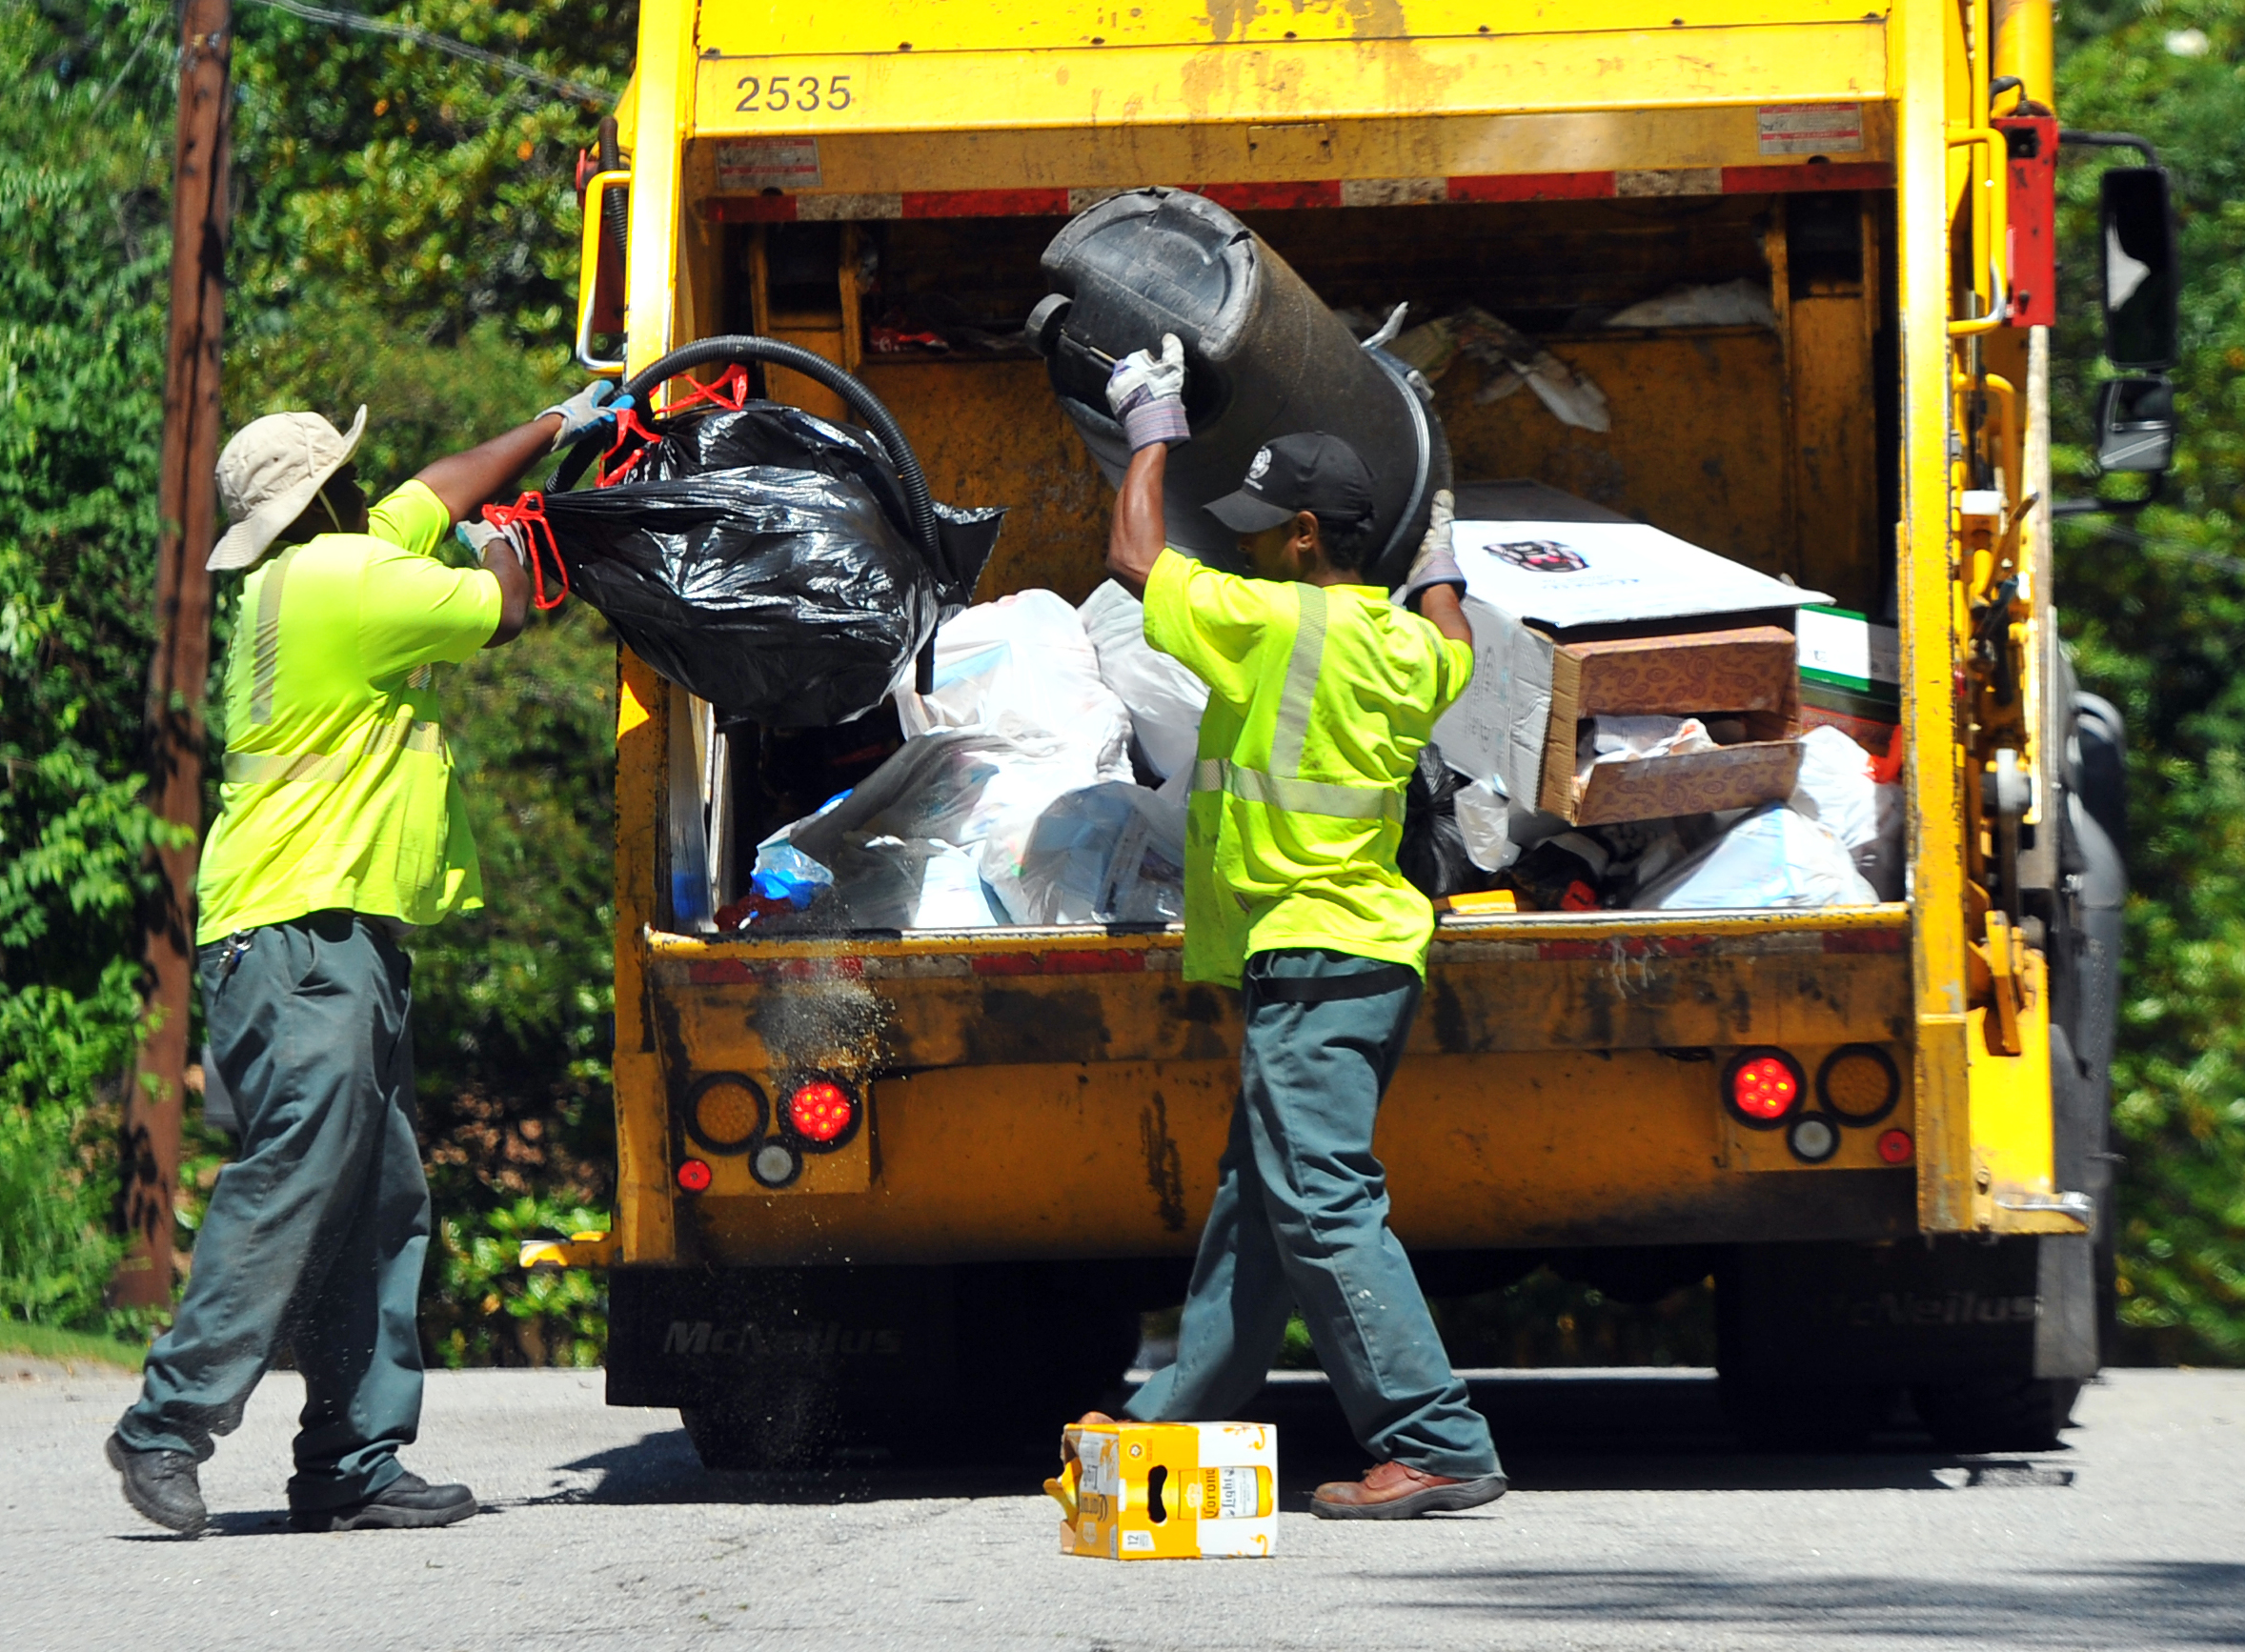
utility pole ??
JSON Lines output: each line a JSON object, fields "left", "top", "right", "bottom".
{"left": 115, "top": 0, "right": 234, "bottom": 1309}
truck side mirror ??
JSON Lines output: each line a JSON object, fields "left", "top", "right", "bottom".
{"left": 2101, "top": 167, "right": 2177, "bottom": 371}
{"left": 2093, "top": 374, "right": 2176, "bottom": 473}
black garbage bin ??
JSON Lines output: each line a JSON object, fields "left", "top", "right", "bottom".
{"left": 1032, "top": 187, "right": 1448, "bottom": 583}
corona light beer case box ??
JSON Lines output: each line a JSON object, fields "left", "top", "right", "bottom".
{"left": 1050, "top": 1421, "right": 1277, "bottom": 1560}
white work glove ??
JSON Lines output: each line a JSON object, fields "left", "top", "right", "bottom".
{"left": 455, "top": 518, "right": 524, "bottom": 573}
{"left": 1393, "top": 489, "right": 1465, "bottom": 612}
{"left": 1103, "top": 333, "right": 1190, "bottom": 451}
{"left": 539, "top": 380, "right": 631, "bottom": 451}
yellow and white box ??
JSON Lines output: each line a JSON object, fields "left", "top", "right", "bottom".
{"left": 1047, "top": 1420, "right": 1277, "bottom": 1560}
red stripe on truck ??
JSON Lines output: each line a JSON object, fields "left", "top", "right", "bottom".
{"left": 1721, "top": 162, "right": 1894, "bottom": 193}
{"left": 703, "top": 195, "right": 799, "bottom": 222}
{"left": 1194, "top": 179, "right": 1345, "bottom": 211}
{"left": 903, "top": 188, "right": 1072, "bottom": 218}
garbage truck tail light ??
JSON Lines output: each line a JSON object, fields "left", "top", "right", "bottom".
{"left": 787, "top": 1080, "right": 856, "bottom": 1145}
{"left": 685, "top": 1073, "right": 767, "bottom": 1154}
{"left": 1723, "top": 1049, "right": 1805, "bottom": 1129}
{"left": 1877, "top": 1129, "right": 1914, "bottom": 1165}
{"left": 1818, "top": 1045, "right": 1901, "bottom": 1125}
{"left": 676, "top": 1158, "right": 713, "bottom": 1193}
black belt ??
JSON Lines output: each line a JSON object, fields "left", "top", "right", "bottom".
{"left": 1245, "top": 957, "right": 1420, "bottom": 1003}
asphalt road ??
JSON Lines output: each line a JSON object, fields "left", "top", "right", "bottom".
{"left": 6, "top": 1356, "right": 2241, "bottom": 1652}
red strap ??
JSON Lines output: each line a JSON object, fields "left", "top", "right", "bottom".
{"left": 1870, "top": 722, "right": 1906, "bottom": 785}
{"left": 596, "top": 366, "right": 758, "bottom": 488}
{"left": 480, "top": 494, "right": 568, "bottom": 611}
{"left": 666, "top": 363, "right": 754, "bottom": 413}
{"left": 597, "top": 406, "right": 664, "bottom": 489}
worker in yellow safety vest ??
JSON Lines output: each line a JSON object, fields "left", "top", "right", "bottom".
{"left": 1080, "top": 335, "right": 1507, "bottom": 1519}
{"left": 105, "top": 384, "right": 624, "bottom": 1538}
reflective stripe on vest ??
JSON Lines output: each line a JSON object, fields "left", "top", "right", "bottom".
{"left": 1191, "top": 758, "right": 1406, "bottom": 822}
{"left": 1186, "top": 585, "right": 1406, "bottom": 825}
{"left": 248, "top": 544, "right": 304, "bottom": 725}
{"left": 222, "top": 714, "right": 442, "bottom": 786}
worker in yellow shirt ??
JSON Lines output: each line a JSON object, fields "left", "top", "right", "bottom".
{"left": 106, "top": 385, "right": 623, "bottom": 1537}
{"left": 1083, "top": 336, "right": 1505, "bottom": 1519}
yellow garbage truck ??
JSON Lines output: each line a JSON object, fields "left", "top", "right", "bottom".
{"left": 532, "top": 0, "right": 2172, "bottom": 1464}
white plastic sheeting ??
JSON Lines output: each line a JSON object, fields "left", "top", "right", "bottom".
{"left": 895, "top": 588, "right": 1135, "bottom": 780}
{"left": 1574, "top": 714, "right": 1720, "bottom": 786}
{"left": 1079, "top": 579, "right": 1209, "bottom": 781}
{"left": 1015, "top": 781, "right": 1188, "bottom": 925}
{"left": 1631, "top": 801, "right": 1877, "bottom": 911}
{"left": 1790, "top": 724, "right": 1906, "bottom": 901}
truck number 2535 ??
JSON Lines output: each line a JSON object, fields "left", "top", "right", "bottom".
{"left": 737, "top": 74, "right": 854, "bottom": 113}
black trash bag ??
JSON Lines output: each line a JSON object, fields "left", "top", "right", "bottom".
{"left": 530, "top": 403, "right": 1003, "bottom": 729}
{"left": 1398, "top": 746, "right": 1476, "bottom": 899}
{"left": 612, "top": 402, "right": 1001, "bottom": 619}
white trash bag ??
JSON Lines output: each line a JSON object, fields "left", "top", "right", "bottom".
{"left": 1015, "top": 782, "right": 1188, "bottom": 925}
{"left": 1632, "top": 801, "right": 1877, "bottom": 911}
{"left": 771, "top": 728, "right": 1128, "bottom": 925}
{"left": 1790, "top": 724, "right": 1905, "bottom": 900}
{"left": 1078, "top": 579, "right": 1209, "bottom": 781}
{"left": 1451, "top": 776, "right": 1518, "bottom": 872}
{"left": 895, "top": 589, "right": 1134, "bottom": 781}
{"left": 809, "top": 835, "right": 1008, "bottom": 930}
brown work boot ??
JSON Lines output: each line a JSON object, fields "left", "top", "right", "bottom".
{"left": 1310, "top": 1460, "right": 1507, "bottom": 1521}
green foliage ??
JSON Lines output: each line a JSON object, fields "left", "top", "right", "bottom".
{"left": 0, "top": 2, "right": 184, "bottom": 1336}
{"left": 0, "top": 7, "right": 173, "bottom": 993}
{"left": 0, "top": 962, "right": 141, "bottom": 1326}
{"left": 2050, "top": 5, "right": 2245, "bottom": 1362}
{"left": 228, "top": 0, "right": 631, "bottom": 349}
{"left": 0, "top": 1318, "right": 148, "bottom": 1370}
{"left": 425, "top": 1196, "right": 608, "bottom": 1368}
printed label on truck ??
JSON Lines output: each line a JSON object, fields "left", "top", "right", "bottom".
{"left": 1757, "top": 104, "right": 1864, "bottom": 155}
{"left": 717, "top": 138, "right": 822, "bottom": 191}
{"left": 659, "top": 1318, "right": 901, "bottom": 1358}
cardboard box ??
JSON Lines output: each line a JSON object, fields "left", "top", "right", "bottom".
{"left": 1429, "top": 490, "right": 1829, "bottom": 829}
{"left": 1049, "top": 1420, "right": 1277, "bottom": 1560}
{"left": 1797, "top": 604, "right": 1900, "bottom": 756}
{"left": 1539, "top": 626, "right": 1804, "bottom": 825}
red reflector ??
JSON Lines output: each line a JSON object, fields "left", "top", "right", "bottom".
{"left": 676, "top": 1158, "right": 713, "bottom": 1192}
{"left": 788, "top": 1081, "right": 855, "bottom": 1143}
{"left": 1876, "top": 1129, "right": 1914, "bottom": 1165}
{"left": 1730, "top": 1056, "right": 1800, "bottom": 1120}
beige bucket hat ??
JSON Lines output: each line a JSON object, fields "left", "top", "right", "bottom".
{"left": 208, "top": 406, "right": 369, "bottom": 572}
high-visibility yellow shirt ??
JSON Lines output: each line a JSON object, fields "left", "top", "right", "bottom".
{"left": 1141, "top": 548, "right": 1474, "bottom": 988}
{"left": 195, "top": 480, "right": 501, "bottom": 943}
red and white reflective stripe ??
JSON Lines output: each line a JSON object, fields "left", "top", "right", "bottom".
{"left": 700, "top": 163, "right": 1894, "bottom": 223}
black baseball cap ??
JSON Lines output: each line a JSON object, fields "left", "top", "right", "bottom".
{"left": 1204, "top": 432, "right": 1377, "bottom": 535}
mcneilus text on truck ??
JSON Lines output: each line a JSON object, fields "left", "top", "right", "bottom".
{"left": 517, "top": 0, "right": 2173, "bottom": 1465}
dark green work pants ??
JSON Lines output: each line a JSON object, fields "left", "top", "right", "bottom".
{"left": 117, "top": 910, "right": 428, "bottom": 1511}
{"left": 1125, "top": 947, "right": 1499, "bottom": 1479}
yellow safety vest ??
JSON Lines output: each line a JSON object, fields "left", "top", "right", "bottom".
{"left": 195, "top": 481, "right": 501, "bottom": 944}
{"left": 1142, "top": 549, "right": 1475, "bottom": 988}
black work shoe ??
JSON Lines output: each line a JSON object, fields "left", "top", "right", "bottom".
{"left": 289, "top": 1470, "right": 477, "bottom": 1532}
{"left": 107, "top": 1431, "right": 209, "bottom": 1536}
